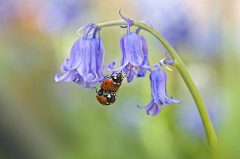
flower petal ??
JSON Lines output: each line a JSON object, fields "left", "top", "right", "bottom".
{"left": 141, "top": 60, "right": 160, "bottom": 69}
{"left": 149, "top": 69, "right": 182, "bottom": 107}
{"left": 137, "top": 67, "right": 147, "bottom": 77}
{"left": 79, "top": 77, "right": 94, "bottom": 88}
{"left": 151, "top": 103, "right": 163, "bottom": 116}
{"left": 119, "top": 9, "right": 134, "bottom": 27}
{"left": 68, "top": 38, "right": 84, "bottom": 70}
{"left": 60, "top": 58, "right": 70, "bottom": 73}
{"left": 77, "top": 22, "right": 95, "bottom": 36}
{"left": 54, "top": 71, "right": 75, "bottom": 82}
{"left": 137, "top": 98, "right": 162, "bottom": 116}
{"left": 164, "top": 52, "right": 175, "bottom": 65}
{"left": 76, "top": 38, "right": 91, "bottom": 81}
{"left": 136, "top": 56, "right": 149, "bottom": 78}
{"left": 87, "top": 40, "right": 98, "bottom": 81}
{"left": 150, "top": 69, "right": 166, "bottom": 104}
{"left": 137, "top": 98, "right": 154, "bottom": 109}
{"left": 81, "top": 82, "right": 94, "bottom": 88}
{"left": 91, "top": 37, "right": 105, "bottom": 79}
{"left": 139, "top": 35, "right": 148, "bottom": 57}
{"left": 159, "top": 58, "right": 173, "bottom": 71}
{"left": 126, "top": 69, "right": 136, "bottom": 83}
{"left": 107, "top": 61, "right": 129, "bottom": 73}
{"left": 123, "top": 32, "right": 144, "bottom": 66}
{"left": 165, "top": 96, "right": 183, "bottom": 106}
{"left": 73, "top": 75, "right": 94, "bottom": 88}
{"left": 120, "top": 36, "right": 129, "bottom": 66}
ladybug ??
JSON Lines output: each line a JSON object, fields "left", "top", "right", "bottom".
{"left": 95, "top": 88, "right": 117, "bottom": 106}
{"left": 100, "top": 78, "right": 122, "bottom": 92}
{"left": 101, "top": 72, "right": 124, "bottom": 92}
{"left": 110, "top": 72, "right": 124, "bottom": 83}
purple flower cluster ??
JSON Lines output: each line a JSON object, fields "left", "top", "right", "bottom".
{"left": 54, "top": 24, "right": 105, "bottom": 88}
{"left": 54, "top": 11, "right": 182, "bottom": 116}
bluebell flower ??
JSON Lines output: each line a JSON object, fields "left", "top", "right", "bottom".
{"left": 107, "top": 10, "right": 153, "bottom": 82}
{"left": 137, "top": 69, "right": 182, "bottom": 116}
{"left": 54, "top": 24, "right": 105, "bottom": 88}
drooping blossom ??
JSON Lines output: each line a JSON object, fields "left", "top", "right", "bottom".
{"left": 54, "top": 23, "right": 105, "bottom": 88}
{"left": 107, "top": 10, "right": 155, "bottom": 82}
{"left": 137, "top": 69, "right": 182, "bottom": 116}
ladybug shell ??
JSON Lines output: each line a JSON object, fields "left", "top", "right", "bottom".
{"left": 96, "top": 89, "right": 117, "bottom": 106}
{"left": 96, "top": 95, "right": 108, "bottom": 105}
{"left": 96, "top": 94, "right": 116, "bottom": 106}
{"left": 101, "top": 79, "right": 122, "bottom": 92}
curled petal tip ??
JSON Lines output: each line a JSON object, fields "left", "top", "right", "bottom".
{"left": 119, "top": 9, "right": 134, "bottom": 26}
{"left": 137, "top": 104, "right": 143, "bottom": 109}
{"left": 164, "top": 51, "right": 175, "bottom": 65}
{"left": 77, "top": 22, "right": 95, "bottom": 36}
{"left": 54, "top": 73, "right": 60, "bottom": 82}
{"left": 159, "top": 58, "right": 173, "bottom": 71}
{"left": 166, "top": 96, "right": 183, "bottom": 105}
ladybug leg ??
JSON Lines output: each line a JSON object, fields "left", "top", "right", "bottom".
{"left": 93, "top": 87, "right": 98, "bottom": 93}
{"left": 108, "top": 72, "right": 115, "bottom": 79}
{"left": 110, "top": 72, "right": 115, "bottom": 77}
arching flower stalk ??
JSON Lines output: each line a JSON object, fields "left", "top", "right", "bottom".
{"left": 53, "top": 11, "right": 219, "bottom": 154}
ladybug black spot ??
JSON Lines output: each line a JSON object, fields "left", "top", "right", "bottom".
{"left": 105, "top": 83, "right": 107, "bottom": 85}
{"left": 99, "top": 98, "right": 101, "bottom": 100}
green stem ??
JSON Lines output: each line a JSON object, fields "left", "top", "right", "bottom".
{"left": 96, "top": 20, "right": 127, "bottom": 28}
{"left": 95, "top": 20, "right": 219, "bottom": 154}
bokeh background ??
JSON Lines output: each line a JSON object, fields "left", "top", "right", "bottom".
{"left": 0, "top": 0, "right": 239, "bottom": 158}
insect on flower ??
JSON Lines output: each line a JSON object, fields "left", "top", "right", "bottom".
{"left": 54, "top": 10, "right": 183, "bottom": 113}
{"left": 107, "top": 10, "right": 157, "bottom": 83}
{"left": 100, "top": 71, "right": 130, "bottom": 93}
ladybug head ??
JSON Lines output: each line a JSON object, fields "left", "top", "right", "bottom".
{"left": 111, "top": 73, "right": 123, "bottom": 83}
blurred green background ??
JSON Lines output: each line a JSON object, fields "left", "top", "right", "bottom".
{"left": 0, "top": 0, "right": 239, "bottom": 158}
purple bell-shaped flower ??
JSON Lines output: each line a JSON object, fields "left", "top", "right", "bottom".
{"left": 107, "top": 10, "right": 154, "bottom": 82}
{"left": 54, "top": 24, "right": 105, "bottom": 88}
{"left": 137, "top": 69, "right": 182, "bottom": 116}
